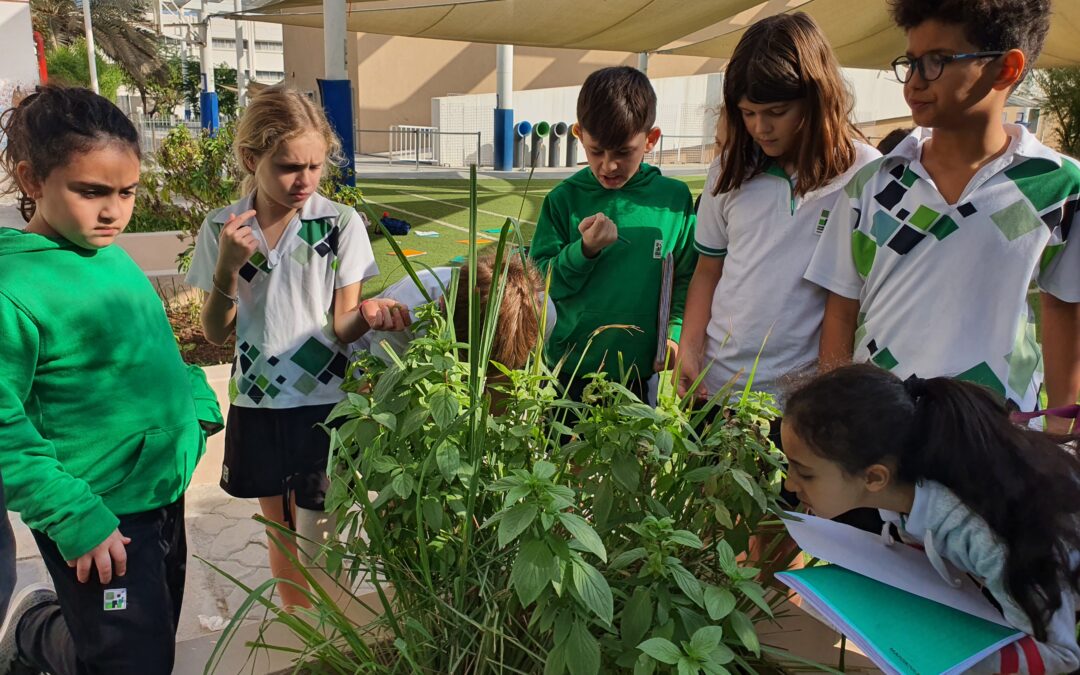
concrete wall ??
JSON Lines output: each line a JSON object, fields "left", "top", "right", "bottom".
{"left": 0, "top": 0, "right": 40, "bottom": 110}
{"left": 282, "top": 29, "right": 727, "bottom": 147}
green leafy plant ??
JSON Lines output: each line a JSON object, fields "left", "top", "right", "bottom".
{"left": 44, "top": 39, "right": 125, "bottom": 102}
{"left": 208, "top": 170, "right": 811, "bottom": 674}
{"left": 1034, "top": 67, "right": 1080, "bottom": 157}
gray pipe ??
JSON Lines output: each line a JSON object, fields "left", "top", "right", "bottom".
{"left": 548, "top": 121, "right": 568, "bottom": 168}
{"left": 513, "top": 121, "right": 532, "bottom": 169}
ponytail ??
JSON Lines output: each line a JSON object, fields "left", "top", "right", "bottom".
{"left": 785, "top": 364, "right": 1080, "bottom": 640}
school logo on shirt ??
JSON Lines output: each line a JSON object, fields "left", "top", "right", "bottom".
{"left": 104, "top": 588, "right": 127, "bottom": 611}
{"left": 653, "top": 240, "right": 664, "bottom": 259}
{"left": 815, "top": 209, "right": 830, "bottom": 235}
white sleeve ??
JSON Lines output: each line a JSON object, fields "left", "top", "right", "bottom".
{"left": 184, "top": 217, "right": 221, "bottom": 294}
{"left": 945, "top": 518, "right": 1080, "bottom": 674}
{"left": 335, "top": 207, "right": 379, "bottom": 289}
{"left": 1036, "top": 196, "right": 1080, "bottom": 303}
{"left": 694, "top": 162, "right": 728, "bottom": 258}
{"left": 804, "top": 189, "right": 866, "bottom": 300}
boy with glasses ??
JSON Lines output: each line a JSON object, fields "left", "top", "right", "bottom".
{"left": 806, "top": 0, "right": 1079, "bottom": 433}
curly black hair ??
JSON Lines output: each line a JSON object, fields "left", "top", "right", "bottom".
{"left": 889, "top": 0, "right": 1051, "bottom": 78}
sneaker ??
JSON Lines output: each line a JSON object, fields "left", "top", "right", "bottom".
{"left": 0, "top": 583, "right": 54, "bottom": 675}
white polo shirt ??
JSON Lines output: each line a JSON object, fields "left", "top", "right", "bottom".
{"left": 694, "top": 143, "right": 880, "bottom": 398}
{"left": 354, "top": 267, "right": 558, "bottom": 365}
{"left": 805, "top": 124, "right": 1080, "bottom": 411}
{"left": 186, "top": 192, "right": 379, "bottom": 408}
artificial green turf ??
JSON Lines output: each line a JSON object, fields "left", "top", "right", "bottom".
{"left": 358, "top": 175, "right": 707, "bottom": 296}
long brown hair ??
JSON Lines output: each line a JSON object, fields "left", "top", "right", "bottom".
{"left": 713, "top": 12, "right": 861, "bottom": 197}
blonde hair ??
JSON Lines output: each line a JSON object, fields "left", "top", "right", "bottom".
{"left": 233, "top": 84, "right": 344, "bottom": 195}
{"left": 452, "top": 252, "right": 544, "bottom": 371}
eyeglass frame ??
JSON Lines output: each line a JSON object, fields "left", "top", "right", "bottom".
{"left": 890, "top": 51, "right": 1007, "bottom": 84}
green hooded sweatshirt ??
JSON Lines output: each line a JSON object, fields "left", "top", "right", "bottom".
{"left": 0, "top": 229, "right": 223, "bottom": 560}
{"left": 529, "top": 164, "right": 697, "bottom": 380}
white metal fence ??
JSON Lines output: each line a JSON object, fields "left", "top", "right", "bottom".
{"left": 131, "top": 114, "right": 202, "bottom": 156}
{"left": 355, "top": 126, "right": 483, "bottom": 169}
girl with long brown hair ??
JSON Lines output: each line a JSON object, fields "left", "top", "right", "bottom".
{"left": 675, "top": 12, "right": 879, "bottom": 405}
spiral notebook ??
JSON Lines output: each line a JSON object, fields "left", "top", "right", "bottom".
{"left": 777, "top": 513, "right": 1023, "bottom": 675}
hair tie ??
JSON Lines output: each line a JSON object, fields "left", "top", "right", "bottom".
{"left": 903, "top": 374, "right": 928, "bottom": 401}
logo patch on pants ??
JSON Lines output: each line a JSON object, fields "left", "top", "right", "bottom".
{"left": 104, "top": 588, "right": 127, "bottom": 611}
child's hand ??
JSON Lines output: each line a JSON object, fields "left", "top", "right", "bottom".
{"left": 655, "top": 338, "right": 678, "bottom": 372}
{"left": 67, "top": 528, "right": 131, "bottom": 584}
{"left": 673, "top": 349, "right": 708, "bottom": 400}
{"left": 361, "top": 298, "right": 411, "bottom": 332}
{"left": 578, "top": 213, "right": 618, "bottom": 258}
{"left": 217, "top": 209, "right": 259, "bottom": 273}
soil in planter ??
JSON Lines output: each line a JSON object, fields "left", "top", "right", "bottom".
{"left": 167, "top": 302, "right": 235, "bottom": 366}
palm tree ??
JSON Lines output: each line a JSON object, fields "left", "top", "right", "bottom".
{"left": 30, "top": 0, "right": 170, "bottom": 92}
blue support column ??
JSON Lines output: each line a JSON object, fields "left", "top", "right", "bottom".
{"left": 199, "top": 91, "right": 219, "bottom": 133}
{"left": 318, "top": 78, "right": 356, "bottom": 187}
{"left": 494, "top": 108, "right": 514, "bottom": 171}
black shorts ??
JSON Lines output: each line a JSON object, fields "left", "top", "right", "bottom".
{"left": 221, "top": 403, "right": 337, "bottom": 511}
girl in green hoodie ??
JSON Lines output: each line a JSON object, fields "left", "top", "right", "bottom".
{"left": 0, "top": 85, "right": 222, "bottom": 675}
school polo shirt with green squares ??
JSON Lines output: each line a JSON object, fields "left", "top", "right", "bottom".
{"left": 805, "top": 124, "right": 1080, "bottom": 411}
{"left": 186, "top": 192, "right": 379, "bottom": 409}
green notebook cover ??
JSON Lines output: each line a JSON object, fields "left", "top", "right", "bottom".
{"left": 777, "top": 565, "right": 1022, "bottom": 675}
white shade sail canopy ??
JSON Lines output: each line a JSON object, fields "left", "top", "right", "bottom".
{"left": 227, "top": 0, "right": 1080, "bottom": 68}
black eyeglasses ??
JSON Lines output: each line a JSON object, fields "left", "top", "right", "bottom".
{"left": 891, "top": 51, "right": 1006, "bottom": 83}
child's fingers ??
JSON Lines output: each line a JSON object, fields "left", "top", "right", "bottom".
{"left": 577, "top": 214, "right": 600, "bottom": 234}
{"left": 225, "top": 209, "right": 257, "bottom": 231}
{"left": 76, "top": 554, "right": 93, "bottom": 583}
{"left": 111, "top": 540, "right": 128, "bottom": 578}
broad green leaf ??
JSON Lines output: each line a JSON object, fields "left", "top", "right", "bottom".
{"left": 689, "top": 626, "right": 724, "bottom": 654}
{"left": 701, "top": 661, "right": 731, "bottom": 675}
{"left": 735, "top": 581, "right": 773, "bottom": 617}
{"left": 435, "top": 442, "right": 460, "bottom": 481}
{"left": 704, "top": 586, "right": 736, "bottom": 621}
{"left": 571, "top": 557, "right": 613, "bottom": 625}
{"left": 372, "top": 366, "right": 403, "bottom": 402}
{"left": 669, "top": 530, "right": 704, "bottom": 549}
{"left": 390, "top": 472, "right": 414, "bottom": 499}
{"left": 677, "top": 657, "right": 699, "bottom": 675}
{"left": 667, "top": 563, "right": 704, "bottom": 607}
{"left": 499, "top": 503, "right": 538, "bottom": 547}
{"left": 612, "top": 453, "right": 640, "bottom": 491}
{"left": 621, "top": 587, "right": 653, "bottom": 647}
{"left": 371, "top": 411, "right": 397, "bottom": 431}
{"left": 429, "top": 385, "right": 459, "bottom": 429}
{"left": 637, "top": 637, "right": 681, "bottom": 665}
{"left": 655, "top": 429, "right": 674, "bottom": 454}
{"left": 558, "top": 513, "right": 607, "bottom": 562}
{"left": 511, "top": 539, "right": 556, "bottom": 606}
{"left": 633, "top": 654, "right": 657, "bottom": 675}
{"left": 709, "top": 643, "right": 735, "bottom": 665}
{"left": 370, "top": 456, "right": 397, "bottom": 474}
{"left": 565, "top": 620, "right": 600, "bottom": 675}
{"left": 715, "top": 540, "right": 738, "bottom": 576}
{"left": 713, "top": 502, "right": 734, "bottom": 529}
{"left": 729, "top": 469, "right": 756, "bottom": 499}
{"left": 609, "top": 547, "right": 646, "bottom": 571}
{"left": 728, "top": 610, "right": 760, "bottom": 656}
{"left": 544, "top": 639, "right": 567, "bottom": 675}
{"left": 533, "top": 460, "right": 557, "bottom": 480}
{"left": 421, "top": 498, "right": 442, "bottom": 530}
{"left": 593, "top": 480, "right": 613, "bottom": 528}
